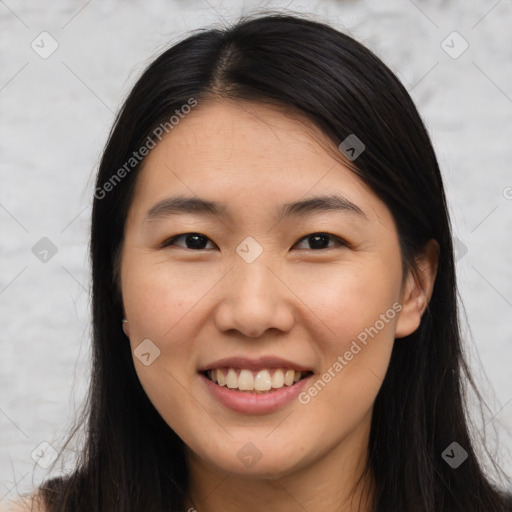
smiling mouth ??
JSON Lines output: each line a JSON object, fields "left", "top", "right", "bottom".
{"left": 203, "top": 367, "right": 313, "bottom": 393}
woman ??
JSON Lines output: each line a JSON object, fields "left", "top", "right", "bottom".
{"left": 11, "top": 11, "right": 512, "bottom": 512}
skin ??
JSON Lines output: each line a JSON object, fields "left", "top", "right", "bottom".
{"left": 119, "top": 99, "right": 438, "bottom": 512}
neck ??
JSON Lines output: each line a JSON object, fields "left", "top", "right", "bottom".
{"left": 184, "top": 421, "right": 375, "bottom": 512}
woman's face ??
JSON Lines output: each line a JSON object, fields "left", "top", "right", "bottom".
{"left": 120, "top": 100, "right": 422, "bottom": 479}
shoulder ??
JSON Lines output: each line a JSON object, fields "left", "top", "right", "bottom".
{"left": 0, "top": 492, "right": 46, "bottom": 512}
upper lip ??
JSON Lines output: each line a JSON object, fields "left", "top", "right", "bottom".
{"left": 199, "top": 356, "right": 313, "bottom": 373}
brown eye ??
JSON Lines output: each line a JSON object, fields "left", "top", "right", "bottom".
{"left": 161, "top": 233, "right": 215, "bottom": 250}
{"left": 294, "top": 233, "right": 347, "bottom": 250}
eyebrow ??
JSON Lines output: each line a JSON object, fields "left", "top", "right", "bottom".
{"left": 145, "top": 194, "right": 367, "bottom": 222}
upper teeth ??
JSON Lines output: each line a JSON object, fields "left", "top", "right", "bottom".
{"left": 208, "top": 368, "right": 304, "bottom": 392}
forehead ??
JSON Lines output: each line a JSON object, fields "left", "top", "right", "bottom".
{"left": 127, "top": 99, "right": 390, "bottom": 227}
{"left": 144, "top": 99, "right": 340, "bottom": 174}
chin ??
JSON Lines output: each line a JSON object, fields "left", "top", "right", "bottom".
{"left": 188, "top": 439, "right": 308, "bottom": 479}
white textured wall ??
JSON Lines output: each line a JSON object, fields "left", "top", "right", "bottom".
{"left": 1, "top": 0, "right": 511, "bottom": 502}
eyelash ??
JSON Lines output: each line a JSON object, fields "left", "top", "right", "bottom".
{"left": 160, "top": 232, "right": 348, "bottom": 251}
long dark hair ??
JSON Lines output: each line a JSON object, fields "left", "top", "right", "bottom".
{"left": 36, "top": 11, "right": 511, "bottom": 512}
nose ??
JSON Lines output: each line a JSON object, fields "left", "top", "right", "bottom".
{"left": 214, "top": 258, "right": 295, "bottom": 339}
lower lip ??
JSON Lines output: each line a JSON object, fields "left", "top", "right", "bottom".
{"left": 200, "top": 373, "right": 313, "bottom": 414}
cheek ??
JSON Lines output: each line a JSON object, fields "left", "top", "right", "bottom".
{"left": 121, "top": 254, "right": 215, "bottom": 340}
{"left": 298, "top": 288, "right": 398, "bottom": 439}
{"left": 131, "top": 362, "right": 207, "bottom": 450}
{"left": 121, "top": 256, "right": 206, "bottom": 435}
{"left": 294, "top": 258, "right": 400, "bottom": 413}
{"left": 293, "top": 259, "right": 402, "bottom": 345}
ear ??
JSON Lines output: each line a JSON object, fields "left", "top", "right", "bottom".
{"left": 122, "top": 319, "right": 130, "bottom": 337}
{"left": 395, "top": 239, "right": 439, "bottom": 338}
